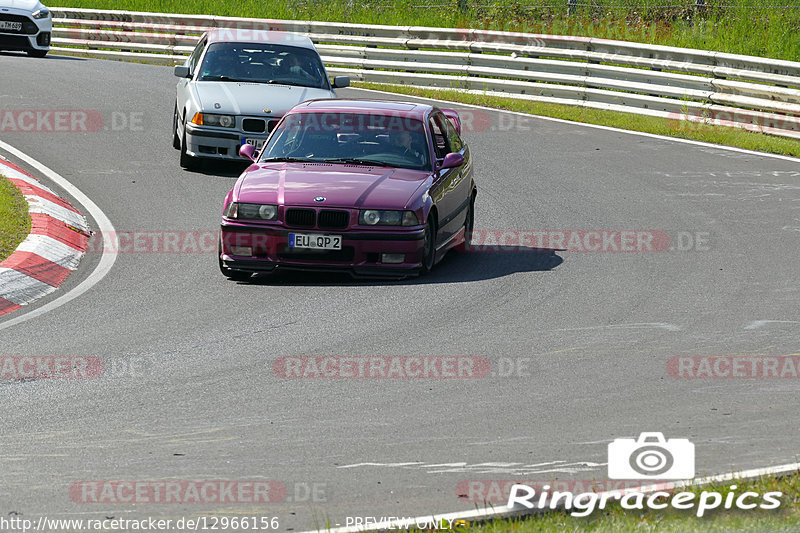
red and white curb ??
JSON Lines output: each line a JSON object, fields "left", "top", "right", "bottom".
{"left": 0, "top": 157, "right": 90, "bottom": 317}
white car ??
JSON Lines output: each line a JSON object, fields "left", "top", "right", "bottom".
{"left": 0, "top": 0, "right": 51, "bottom": 58}
{"left": 173, "top": 29, "right": 349, "bottom": 169}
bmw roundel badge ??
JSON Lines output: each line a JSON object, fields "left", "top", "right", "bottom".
{"left": 314, "top": 197, "right": 326, "bottom": 202}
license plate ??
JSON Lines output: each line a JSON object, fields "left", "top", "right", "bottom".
{"left": 289, "top": 233, "right": 342, "bottom": 250}
{"left": 241, "top": 138, "right": 265, "bottom": 150}
{"left": 0, "top": 21, "right": 22, "bottom": 32}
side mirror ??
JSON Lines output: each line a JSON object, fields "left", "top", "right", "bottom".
{"left": 332, "top": 76, "right": 350, "bottom": 88}
{"left": 239, "top": 143, "right": 257, "bottom": 161}
{"left": 439, "top": 152, "right": 464, "bottom": 170}
{"left": 174, "top": 65, "right": 191, "bottom": 78}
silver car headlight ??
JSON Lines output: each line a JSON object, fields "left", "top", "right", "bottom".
{"left": 192, "top": 113, "right": 235, "bottom": 128}
{"left": 32, "top": 8, "right": 50, "bottom": 19}
{"left": 359, "top": 210, "right": 419, "bottom": 226}
{"left": 224, "top": 203, "right": 278, "bottom": 221}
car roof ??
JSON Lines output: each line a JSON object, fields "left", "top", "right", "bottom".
{"left": 291, "top": 99, "right": 435, "bottom": 120}
{"left": 204, "top": 29, "right": 316, "bottom": 50}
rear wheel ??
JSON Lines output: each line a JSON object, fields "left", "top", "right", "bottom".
{"left": 27, "top": 49, "right": 47, "bottom": 58}
{"left": 421, "top": 217, "right": 436, "bottom": 273}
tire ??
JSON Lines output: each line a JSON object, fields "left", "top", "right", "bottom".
{"left": 218, "top": 238, "right": 252, "bottom": 282}
{"left": 421, "top": 217, "right": 436, "bottom": 274}
{"left": 179, "top": 124, "right": 199, "bottom": 170}
{"left": 172, "top": 105, "right": 181, "bottom": 150}
{"left": 464, "top": 195, "right": 475, "bottom": 239}
{"left": 27, "top": 49, "right": 47, "bottom": 58}
{"left": 456, "top": 197, "right": 475, "bottom": 253}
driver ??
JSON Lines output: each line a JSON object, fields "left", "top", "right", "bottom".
{"left": 200, "top": 49, "right": 233, "bottom": 78}
{"left": 388, "top": 130, "right": 423, "bottom": 162}
{"left": 280, "top": 55, "right": 315, "bottom": 83}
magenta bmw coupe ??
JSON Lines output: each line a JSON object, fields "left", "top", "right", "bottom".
{"left": 219, "top": 99, "right": 476, "bottom": 280}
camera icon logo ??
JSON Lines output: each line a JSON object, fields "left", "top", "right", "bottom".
{"left": 608, "top": 432, "right": 695, "bottom": 480}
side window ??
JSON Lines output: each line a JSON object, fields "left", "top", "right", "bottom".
{"left": 444, "top": 118, "right": 463, "bottom": 153}
{"left": 429, "top": 115, "right": 448, "bottom": 160}
{"left": 188, "top": 39, "right": 207, "bottom": 76}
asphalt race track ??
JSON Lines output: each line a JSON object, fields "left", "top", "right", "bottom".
{"left": 1, "top": 53, "right": 799, "bottom": 529}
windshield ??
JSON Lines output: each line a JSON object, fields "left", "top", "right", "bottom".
{"left": 197, "top": 42, "right": 329, "bottom": 90}
{"left": 259, "top": 113, "right": 431, "bottom": 171}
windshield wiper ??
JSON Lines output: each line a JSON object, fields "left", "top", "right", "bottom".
{"left": 260, "top": 157, "right": 315, "bottom": 163}
{"left": 265, "top": 80, "right": 320, "bottom": 89}
{"left": 323, "top": 158, "right": 395, "bottom": 167}
{"left": 201, "top": 75, "right": 251, "bottom": 82}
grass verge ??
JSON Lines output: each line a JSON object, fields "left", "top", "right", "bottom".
{"left": 0, "top": 175, "right": 31, "bottom": 262}
{"left": 440, "top": 471, "right": 800, "bottom": 532}
{"left": 355, "top": 82, "right": 800, "bottom": 158}
{"left": 46, "top": 0, "right": 800, "bottom": 62}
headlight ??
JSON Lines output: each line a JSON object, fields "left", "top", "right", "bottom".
{"left": 224, "top": 203, "right": 278, "bottom": 221}
{"left": 359, "top": 210, "right": 419, "bottom": 226}
{"left": 192, "top": 113, "right": 235, "bottom": 128}
{"left": 32, "top": 8, "right": 50, "bottom": 19}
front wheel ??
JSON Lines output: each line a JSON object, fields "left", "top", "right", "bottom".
{"left": 421, "top": 217, "right": 436, "bottom": 274}
{"left": 464, "top": 196, "right": 474, "bottom": 244}
{"left": 179, "top": 125, "right": 199, "bottom": 170}
{"left": 172, "top": 105, "right": 181, "bottom": 150}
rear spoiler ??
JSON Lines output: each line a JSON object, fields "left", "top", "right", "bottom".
{"left": 442, "top": 109, "right": 462, "bottom": 135}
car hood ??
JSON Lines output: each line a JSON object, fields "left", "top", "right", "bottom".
{"left": 236, "top": 163, "right": 431, "bottom": 209}
{"left": 193, "top": 82, "right": 335, "bottom": 116}
{"left": 1, "top": 0, "right": 43, "bottom": 11}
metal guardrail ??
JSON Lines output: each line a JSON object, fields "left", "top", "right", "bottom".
{"left": 49, "top": 8, "right": 800, "bottom": 139}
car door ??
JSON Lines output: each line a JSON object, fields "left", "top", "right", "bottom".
{"left": 428, "top": 111, "right": 469, "bottom": 246}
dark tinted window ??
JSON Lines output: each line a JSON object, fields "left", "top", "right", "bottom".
{"left": 198, "top": 43, "right": 328, "bottom": 89}
{"left": 261, "top": 113, "right": 431, "bottom": 170}
{"left": 429, "top": 115, "right": 448, "bottom": 160}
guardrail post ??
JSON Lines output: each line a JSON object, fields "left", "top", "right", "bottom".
{"left": 694, "top": 0, "right": 707, "bottom": 16}
{"left": 567, "top": 0, "right": 577, "bottom": 16}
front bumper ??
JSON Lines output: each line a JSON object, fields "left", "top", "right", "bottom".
{"left": 0, "top": 11, "right": 51, "bottom": 52}
{"left": 185, "top": 123, "right": 269, "bottom": 161}
{"left": 220, "top": 224, "right": 426, "bottom": 278}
